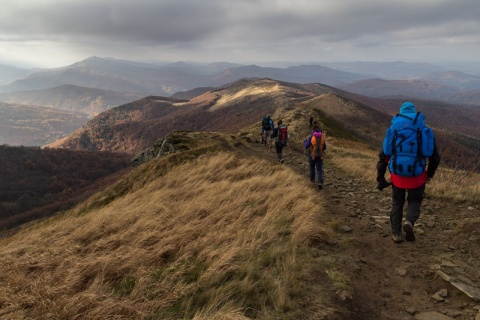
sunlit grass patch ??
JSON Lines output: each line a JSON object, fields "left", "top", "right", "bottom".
{"left": 329, "top": 139, "right": 480, "bottom": 202}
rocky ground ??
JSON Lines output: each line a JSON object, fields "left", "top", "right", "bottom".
{"left": 259, "top": 142, "right": 480, "bottom": 320}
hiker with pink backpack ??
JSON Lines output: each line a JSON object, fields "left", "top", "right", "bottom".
{"left": 304, "top": 126, "right": 326, "bottom": 189}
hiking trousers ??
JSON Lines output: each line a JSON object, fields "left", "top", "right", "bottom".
{"left": 275, "top": 141, "right": 284, "bottom": 161}
{"left": 308, "top": 156, "right": 323, "bottom": 183}
{"left": 390, "top": 184, "right": 425, "bottom": 235}
{"left": 263, "top": 130, "right": 273, "bottom": 146}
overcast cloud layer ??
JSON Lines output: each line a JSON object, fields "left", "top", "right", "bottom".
{"left": 1, "top": 0, "right": 480, "bottom": 68}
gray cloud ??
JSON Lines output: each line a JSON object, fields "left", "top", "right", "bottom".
{"left": 1, "top": 0, "right": 480, "bottom": 67}
{"left": 1, "top": 0, "right": 227, "bottom": 43}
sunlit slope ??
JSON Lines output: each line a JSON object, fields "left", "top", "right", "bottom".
{"left": 47, "top": 78, "right": 333, "bottom": 154}
{"left": 0, "top": 133, "right": 340, "bottom": 320}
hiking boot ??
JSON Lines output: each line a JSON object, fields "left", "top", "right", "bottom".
{"left": 403, "top": 220, "right": 415, "bottom": 242}
{"left": 392, "top": 233, "right": 403, "bottom": 243}
{"left": 318, "top": 183, "right": 323, "bottom": 190}
{"left": 280, "top": 159, "right": 284, "bottom": 164}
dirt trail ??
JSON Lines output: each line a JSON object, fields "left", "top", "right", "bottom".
{"left": 257, "top": 142, "right": 480, "bottom": 320}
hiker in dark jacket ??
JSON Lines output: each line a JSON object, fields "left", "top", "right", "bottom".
{"left": 304, "top": 126, "right": 327, "bottom": 189}
{"left": 261, "top": 114, "right": 274, "bottom": 147}
{"left": 273, "top": 120, "right": 288, "bottom": 163}
{"left": 377, "top": 102, "right": 441, "bottom": 243}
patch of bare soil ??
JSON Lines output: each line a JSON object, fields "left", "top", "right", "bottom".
{"left": 255, "top": 141, "right": 480, "bottom": 320}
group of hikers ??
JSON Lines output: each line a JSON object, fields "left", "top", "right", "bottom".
{"left": 260, "top": 114, "right": 326, "bottom": 189}
{"left": 261, "top": 101, "right": 441, "bottom": 243}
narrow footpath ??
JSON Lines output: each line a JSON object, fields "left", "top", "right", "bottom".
{"left": 259, "top": 141, "right": 480, "bottom": 320}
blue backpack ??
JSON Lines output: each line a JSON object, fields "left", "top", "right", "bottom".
{"left": 383, "top": 112, "right": 434, "bottom": 177}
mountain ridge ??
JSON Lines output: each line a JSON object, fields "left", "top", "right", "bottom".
{"left": 1, "top": 113, "right": 479, "bottom": 319}
{"left": 48, "top": 78, "right": 480, "bottom": 174}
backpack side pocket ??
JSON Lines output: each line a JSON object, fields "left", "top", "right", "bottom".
{"left": 383, "top": 127, "right": 394, "bottom": 156}
{"left": 421, "top": 127, "right": 434, "bottom": 157}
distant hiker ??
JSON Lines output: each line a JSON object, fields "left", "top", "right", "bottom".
{"left": 304, "top": 126, "right": 326, "bottom": 189}
{"left": 309, "top": 115, "right": 314, "bottom": 128}
{"left": 377, "top": 102, "right": 441, "bottom": 243}
{"left": 261, "top": 114, "right": 274, "bottom": 147}
{"left": 273, "top": 120, "right": 288, "bottom": 163}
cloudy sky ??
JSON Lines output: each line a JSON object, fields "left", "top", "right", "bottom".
{"left": 1, "top": 0, "right": 480, "bottom": 68}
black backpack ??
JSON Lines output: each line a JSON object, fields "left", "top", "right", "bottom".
{"left": 262, "top": 117, "right": 271, "bottom": 130}
{"left": 271, "top": 128, "right": 279, "bottom": 139}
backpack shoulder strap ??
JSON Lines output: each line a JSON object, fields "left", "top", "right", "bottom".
{"left": 413, "top": 112, "right": 421, "bottom": 124}
{"left": 396, "top": 113, "right": 413, "bottom": 121}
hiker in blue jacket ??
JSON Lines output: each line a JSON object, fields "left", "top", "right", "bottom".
{"left": 377, "top": 102, "right": 441, "bottom": 243}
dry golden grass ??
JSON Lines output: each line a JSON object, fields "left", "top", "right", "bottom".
{"left": 0, "top": 152, "right": 334, "bottom": 319}
{"left": 329, "top": 137, "right": 480, "bottom": 202}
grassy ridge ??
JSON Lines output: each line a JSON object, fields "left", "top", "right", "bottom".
{"left": 0, "top": 151, "right": 339, "bottom": 319}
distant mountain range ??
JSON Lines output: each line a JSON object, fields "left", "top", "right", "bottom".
{"left": 321, "top": 61, "right": 447, "bottom": 79}
{"left": 0, "top": 56, "right": 370, "bottom": 96}
{"left": 0, "top": 63, "right": 32, "bottom": 86}
{"left": 2, "top": 57, "right": 480, "bottom": 102}
{"left": 1, "top": 57, "right": 480, "bottom": 147}
{"left": 339, "top": 76, "right": 480, "bottom": 106}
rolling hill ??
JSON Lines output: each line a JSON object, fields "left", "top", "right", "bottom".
{"left": 0, "top": 63, "right": 32, "bottom": 86}
{"left": 339, "top": 77, "right": 480, "bottom": 106}
{"left": 339, "top": 78, "right": 458, "bottom": 100}
{"left": 48, "top": 79, "right": 329, "bottom": 154}
{"left": 321, "top": 61, "right": 447, "bottom": 79}
{"left": 0, "top": 84, "right": 143, "bottom": 117}
{"left": 0, "top": 145, "right": 131, "bottom": 231}
{"left": 0, "top": 102, "right": 88, "bottom": 146}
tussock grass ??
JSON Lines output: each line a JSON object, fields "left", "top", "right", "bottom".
{"left": 428, "top": 167, "right": 480, "bottom": 202}
{"left": 329, "top": 137, "right": 480, "bottom": 202}
{"left": 0, "top": 152, "right": 334, "bottom": 319}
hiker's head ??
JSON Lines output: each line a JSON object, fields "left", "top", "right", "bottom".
{"left": 400, "top": 102, "right": 416, "bottom": 115}
{"left": 267, "top": 114, "right": 271, "bottom": 119}
{"left": 313, "top": 126, "right": 321, "bottom": 132}
{"left": 278, "top": 120, "right": 282, "bottom": 125}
